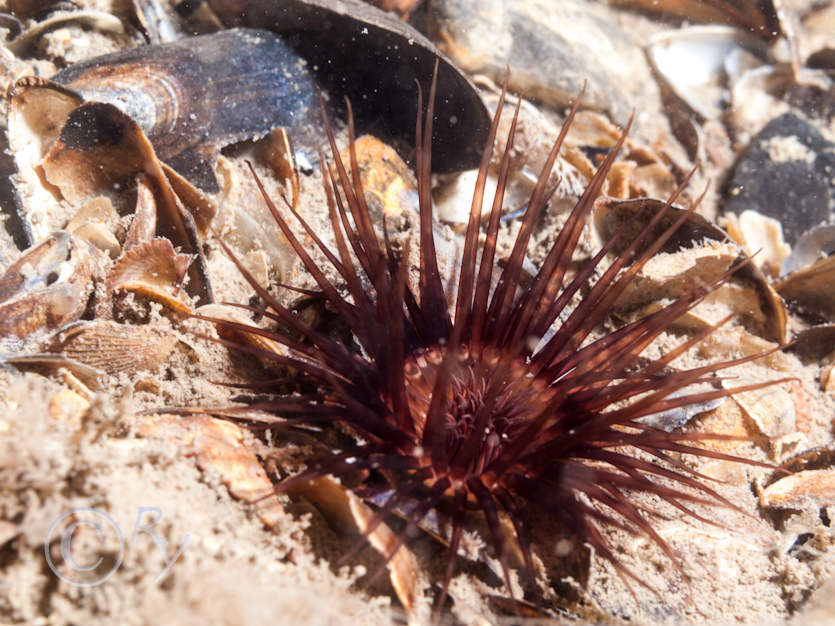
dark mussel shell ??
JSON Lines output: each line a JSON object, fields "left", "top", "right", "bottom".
{"left": 52, "top": 28, "right": 322, "bottom": 191}
{"left": 206, "top": 0, "right": 491, "bottom": 173}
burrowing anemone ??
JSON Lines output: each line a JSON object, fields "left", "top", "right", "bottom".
{"left": 207, "top": 68, "right": 786, "bottom": 612}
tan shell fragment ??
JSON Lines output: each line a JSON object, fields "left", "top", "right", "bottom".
{"left": 684, "top": 398, "right": 756, "bottom": 482}
{"left": 124, "top": 174, "right": 158, "bottom": 251}
{"left": 2, "top": 354, "right": 103, "bottom": 391}
{"left": 254, "top": 127, "right": 300, "bottom": 210}
{"left": 161, "top": 162, "right": 218, "bottom": 237}
{"left": 65, "top": 197, "right": 124, "bottom": 259}
{"left": 106, "top": 238, "right": 194, "bottom": 314}
{"left": 44, "top": 320, "right": 178, "bottom": 375}
{"left": 49, "top": 388, "right": 91, "bottom": 427}
{"left": 725, "top": 379, "right": 796, "bottom": 455}
{"left": 596, "top": 198, "right": 787, "bottom": 343}
{"left": 136, "top": 414, "right": 284, "bottom": 528}
{"left": 213, "top": 156, "right": 298, "bottom": 289}
{"left": 822, "top": 362, "right": 835, "bottom": 395}
{"left": 337, "top": 135, "right": 417, "bottom": 222}
{"left": 761, "top": 470, "right": 835, "bottom": 509}
{"left": 776, "top": 255, "right": 835, "bottom": 323}
{"left": 609, "top": 0, "right": 784, "bottom": 38}
{"left": 197, "top": 304, "right": 289, "bottom": 372}
{"left": 286, "top": 475, "right": 425, "bottom": 619}
{"left": 0, "top": 232, "right": 107, "bottom": 339}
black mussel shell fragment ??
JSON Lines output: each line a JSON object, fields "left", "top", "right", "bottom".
{"left": 206, "top": 0, "right": 491, "bottom": 173}
{"left": 52, "top": 28, "right": 322, "bottom": 191}
{"left": 724, "top": 113, "right": 835, "bottom": 245}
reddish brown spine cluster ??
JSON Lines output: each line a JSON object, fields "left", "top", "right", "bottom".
{"left": 208, "top": 68, "right": 786, "bottom": 612}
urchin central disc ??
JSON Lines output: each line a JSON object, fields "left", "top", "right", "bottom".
{"left": 402, "top": 346, "right": 552, "bottom": 462}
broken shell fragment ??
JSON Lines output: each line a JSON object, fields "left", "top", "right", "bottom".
{"left": 44, "top": 320, "right": 178, "bottom": 375}
{"left": 285, "top": 475, "right": 424, "bottom": 617}
{"left": 761, "top": 470, "right": 835, "bottom": 509}
{"left": 136, "top": 414, "right": 285, "bottom": 528}
{"left": 254, "top": 128, "right": 300, "bottom": 210}
{"left": 610, "top": 0, "right": 785, "bottom": 39}
{"left": 722, "top": 209, "right": 789, "bottom": 278}
{"left": 105, "top": 238, "right": 194, "bottom": 315}
{"left": 5, "top": 77, "right": 83, "bottom": 245}
{"left": 337, "top": 135, "right": 417, "bottom": 223}
{"left": 725, "top": 379, "right": 796, "bottom": 443}
{"left": 196, "top": 304, "right": 289, "bottom": 372}
{"left": 1, "top": 353, "right": 103, "bottom": 391}
{"left": 4, "top": 9, "right": 126, "bottom": 57}
{"left": 51, "top": 28, "right": 323, "bottom": 192}
{"left": 123, "top": 175, "right": 158, "bottom": 251}
{"left": 0, "top": 232, "right": 106, "bottom": 339}
{"left": 649, "top": 25, "right": 770, "bottom": 122}
{"left": 776, "top": 255, "right": 835, "bottom": 323}
{"left": 595, "top": 198, "right": 787, "bottom": 343}
{"left": 781, "top": 224, "right": 835, "bottom": 277}
{"left": 65, "top": 197, "right": 124, "bottom": 259}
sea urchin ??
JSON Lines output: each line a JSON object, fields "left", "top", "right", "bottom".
{"left": 209, "top": 68, "right": 786, "bottom": 612}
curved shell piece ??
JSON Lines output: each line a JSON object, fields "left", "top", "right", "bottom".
{"left": 648, "top": 25, "right": 770, "bottom": 121}
{"left": 44, "top": 320, "right": 178, "bottom": 375}
{"left": 781, "top": 224, "right": 835, "bottom": 277}
{"left": 5, "top": 77, "right": 83, "bottom": 244}
{"left": 65, "top": 197, "right": 124, "bottom": 259}
{"left": 594, "top": 197, "right": 787, "bottom": 343}
{"left": 337, "top": 135, "right": 417, "bottom": 223}
{"left": 610, "top": 0, "right": 784, "bottom": 39}
{"left": 761, "top": 470, "right": 835, "bottom": 509}
{"left": 52, "top": 28, "right": 322, "bottom": 192}
{"left": 1, "top": 353, "right": 103, "bottom": 391}
{"left": 136, "top": 414, "right": 285, "bottom": 528}
{"left": 105, "top": 238, "right": 194, "bottom": 314}
{"left": 123, "top": 175, "right": 158, "bottom": 251}
{"left": 723, "top": 209, "right": 790, "bottom": 278}
{"left": 776, "top": 255, "right": 835, "bottom": 323}
{"left": 207, "top": 0, "right": 490, "bottom": 173}
{"left": 5, "top": 10, "right": 125, "bottom": 56}
{"left": 196, "top": 304, "right": 289, "bottom": 372}
{"left": 285, "top": 475, "right": 424, "bottom": 617}
{"left": 0, "top": 232, "right": 107, "bottom": 339}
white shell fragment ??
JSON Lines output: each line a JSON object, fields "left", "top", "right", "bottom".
{"left": 781, "top": 224, "right": 835, "bottom": 277}
{"left": 434, "top": 169, "right": 498, "bottom": 224}
{"left": 723, "top": 209, "right": 790, "bottom": 278}
{"left": 649, "top": 26, "right": 770, "bottom": 121}
{"left": 6, "top": 78, "right": 83, "bottom": 243}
